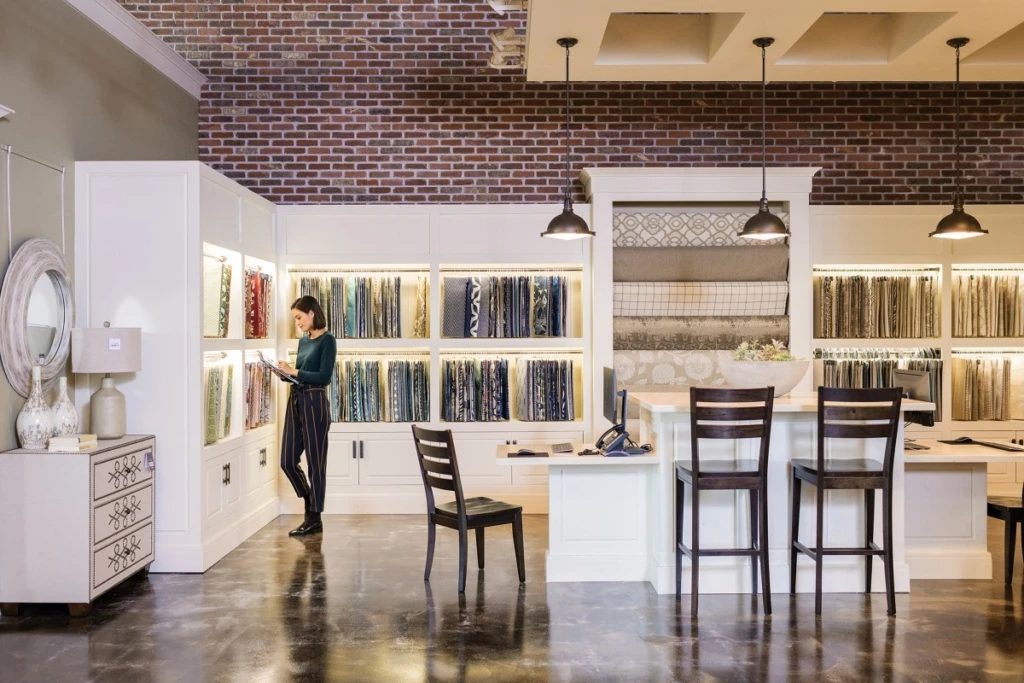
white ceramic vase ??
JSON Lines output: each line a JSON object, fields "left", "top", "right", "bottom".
{"left": 50, "top": 376, "right": 79, "bottom": 437}
{"left": 16, "top": 366, "right": 53, "bottom": 449}
{"left": 717, "top": 353, "right": 811, "bottom": 397}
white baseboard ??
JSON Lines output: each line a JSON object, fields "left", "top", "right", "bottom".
{"left": 546, "top": 551, "right": 648, "bottom": 582}
{"left": 150, "top": 498, "right": 280, "bottom": 573}
{"left": 279, "top": 490, "right": 549, "bottom": 515}
{"left": 907, "top": 549, "right": 993, "bottom": 580}
{"left": 650, "top": 557, "right": 912, "bottom": 595}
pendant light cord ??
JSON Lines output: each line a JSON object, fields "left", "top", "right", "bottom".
{"left": 564, "top": 42, "right": 571, "bottom": 207}
{"left": 954, "top": 43, "right": 961, "bottom": 200}
{"left": 760, "top": 42, "right": 767, "bottom": 203}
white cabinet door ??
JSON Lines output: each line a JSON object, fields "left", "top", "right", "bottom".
{"left": 952, "top": 430, "right": 1016, "bottom": 483}
{"left": 203, "top": 454, "right": 227, "bottom": 530}
{"left": 326, "top": 438, "right": 359, "bottom": 488}
{"left": 243, "top": 442, "right": 263, "bottom": 513}
{"left": 358, "top": 436, "right": 422, "bottom": 487}
{"left": 511, "top": 431, "right": 584, "bottom": 486}
{"left": 260, "top": 440, "right": 277, "bottom": 501}
{"left": 223, "top": 449, "right": 244, "bottom": 521}
{"left": 447, "top": 434, "right": 511, "bottom": 488}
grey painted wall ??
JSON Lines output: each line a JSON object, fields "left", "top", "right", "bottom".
{"left": 0, "top": 0, "right": 198, "bottom": 450}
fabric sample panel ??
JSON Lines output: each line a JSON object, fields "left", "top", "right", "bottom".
{"left": 441, "top": 277, "right": 469, "bottom": 338}
{"left": 202, "top": 259, "right": 222, "bottom": 338}
{"left": 613, "top": 246, "right": 789, "bottom": 283}
{"left": 614, "top": 316, "right": 790, "bottom": 351}
{"left": 614, "top": 350, "right": 728, "bottom": 418}
{"left": 613, "top": 212, "right": 790, "bottom": 248}
{"left": 613, "top": 282, "right": 789, "bottom": 317}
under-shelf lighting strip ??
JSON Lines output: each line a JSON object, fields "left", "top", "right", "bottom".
{"left": 813, "top": 265, "right": 940, "bottom": 275}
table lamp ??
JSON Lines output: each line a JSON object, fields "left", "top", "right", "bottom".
{"left": 71, "top": 327, "right": 142, "bottom": 439}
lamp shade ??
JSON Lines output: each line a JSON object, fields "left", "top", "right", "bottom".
{"left": 542, "top": 204, "right": 595, "bottom": 240}
{"left": 71, "top": 328, "right": 142, "bottom": 374}
{"left": 739, "top": 204, "right": 789, "bottom": 240}
{"left": 930, "top": 202, "right": 988, "bottom": 240}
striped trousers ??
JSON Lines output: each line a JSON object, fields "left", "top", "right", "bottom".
{"left": 280, "top": 386, "right": 330, "bottom": 513}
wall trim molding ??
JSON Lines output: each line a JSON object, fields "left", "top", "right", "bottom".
{"left": 63, "top": 0, "right": 206, "bottom": 99}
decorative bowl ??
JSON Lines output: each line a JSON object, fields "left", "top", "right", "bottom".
{"left": 717, "top": 353, "right": 810, "bottom": 397}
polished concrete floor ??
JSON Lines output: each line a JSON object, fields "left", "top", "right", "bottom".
{"left": 2, "top": 515, "right": 1024, "bottom": 682}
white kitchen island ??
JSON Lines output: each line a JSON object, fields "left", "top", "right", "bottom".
{"left": 498, "top": 392, "right": 937, "bottom": 595}
{"left": 904, "top": 439, "right": 1024, "bottom": 580}
{"left": 632, "top": 391, "right": 936, "bottom": 596}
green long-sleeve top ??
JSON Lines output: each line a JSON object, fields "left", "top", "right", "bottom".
{"left": 294, "top": 332, "right": 337, "bottom": 386}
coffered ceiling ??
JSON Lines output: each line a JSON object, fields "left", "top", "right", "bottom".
{"left": 524, "top": 1, "right": 1024, "bottom": 81}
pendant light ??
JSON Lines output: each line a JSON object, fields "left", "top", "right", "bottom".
{"left": 739, "top": 37, "right": 789, "bottom": 241}
{"left": 542, "top": 37, "right": 594, "bottom": 240}
{"left": 930, "top": 38, "right": 987, "bottom": 239}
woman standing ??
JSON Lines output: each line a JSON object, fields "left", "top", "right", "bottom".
{"left": 278, "top": 295, "right": 337, "bottom": 537}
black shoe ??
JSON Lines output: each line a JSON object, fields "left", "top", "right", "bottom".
{"left": 289, "top": 512, "right": 323, "bottom": 537}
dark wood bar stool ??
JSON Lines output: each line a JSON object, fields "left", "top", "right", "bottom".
{"left": 789, "top": 387, "right": 902, "bottom": 616}
{"left": 987, "top": 484, "right": 1024, "bottom": 584}
{"left": 676, "top": 386, "right": 775, "bottom": 617}
{"left": 412, "top": 426, "right": 526, "bottom": 594}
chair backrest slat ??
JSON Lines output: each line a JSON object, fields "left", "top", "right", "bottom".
{"left": 425, "top": 472, "right": 456, "bottom": 491}
{"left": 816, "top": 387, "right": 902, "bottom": 479}
{"left": 689, "top": 386, "right": 775, "bottom": 477}
{"left": 412, "top": 425, "right": 466, "bottom": 516}
{"left": 696, "top": 423, "right": 767, "bottom": 440}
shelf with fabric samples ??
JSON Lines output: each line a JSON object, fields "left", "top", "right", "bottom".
{"left": 437, "top": 347, "right": 585, "bottom": 430}
{"left": 244, "top": 255, "right": 276, "bottom": 340}
{"left": 812, "top": 264, "right": 942, "bottom": 340}
{"left": 285, "top": 264, "right": 430, "bottom": 341}
{"left": 243, "top": 348, "right": 277, "bottom": 433}
{"left": 202, "top": 243, "right": 244, "bottom": 341}
{"left": 438, "top": 264, "right": 584, "bottom": 341}
{"left": 950, "top": 264, "right": 1024, "bottom": 339}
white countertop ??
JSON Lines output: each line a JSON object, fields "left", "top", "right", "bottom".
{"left": 495, "top": 443, "right": 659, "bottom": 467}
{"left": 630, "top": 391, "right": 936, "bottom": 414}
{"left": 904, "top": 439, "right": 1024, "bottom": 464}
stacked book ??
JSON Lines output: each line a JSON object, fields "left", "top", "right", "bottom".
{"left": 48, "top": 434, "right": 98, "bottom": 452}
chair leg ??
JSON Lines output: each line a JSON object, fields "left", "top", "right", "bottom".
{"left": 1004, "top": 518, "right": 1017, "bottom": 585}
{"left": 759, "top": 482, "right": 772, "bottom": 615}
{"left": 424, "top": 520, "right": 436, "bottom": 581}
{"left": 882, "top": 488, "right": 896, "bottom": 616}
{"left": 512, "top": 512, "right": 526, "bottom": 584}
{"left": 750, "top": 488, "right": 759, "bottom": 598}
{"left": 864, "top": 489, "right": 875, "bottom": 593}
{"left": 476, "top": 528, "right": 485, "bottom": 570}
{"left": 814, "top": 483, "right": 825, "bottom": 617}
{"left": 790, "top": 474, "right": 801, "bottom": 595}
{"left": 691, "top": 481, "right": 700, "bottom": 618}
{"left": 676, "top": 475, "right": 684, "bottom": 597}
{"left": 458, "top": 527, "right": 468, "bottom": 594}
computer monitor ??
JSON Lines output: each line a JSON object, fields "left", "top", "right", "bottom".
{"left": 892, "top": 369, "right": 935, "bottom": 428}
{"left": 603, "top": 366, "right": 625, "bottom": 427}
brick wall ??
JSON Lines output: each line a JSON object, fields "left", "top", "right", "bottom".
{"left": 119, "top": 1, "right": 1024, "bottom": 205}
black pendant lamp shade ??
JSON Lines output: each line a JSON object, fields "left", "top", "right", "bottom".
{"left": 542, "top": 37, "right": 594, "bottom": 240}
{"left": 931, "top": 38, "right": 987, "bottom": 239}
{"left": 740, "top": 37, "right": 789, "bottom": 241}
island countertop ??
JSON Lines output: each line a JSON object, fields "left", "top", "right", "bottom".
{"left": 629, "top": 391, "right": 936, "bottom": 414}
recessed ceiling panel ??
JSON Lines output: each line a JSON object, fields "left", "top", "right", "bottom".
{"left": 596, "top": 12, "right": 743, "bottom": 65}
{"left": 779, "top": 12, "right": 954, "bottom": 65}
{"left": 963, "top": 22, "right": 1024, "bottom": 64}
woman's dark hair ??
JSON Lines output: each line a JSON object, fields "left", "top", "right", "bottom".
{"left": 291, "top": 295, "right": 327, "bottom": 331}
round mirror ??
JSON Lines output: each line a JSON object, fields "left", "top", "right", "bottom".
{"left": 26, "top": 272, "right": 63, "bottom": 363}
{"left": 0, "top": 238, "right": 74, "bottom": 397}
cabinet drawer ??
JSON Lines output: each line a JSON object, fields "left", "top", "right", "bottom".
{"left": 93, "top": 523, "right": 153, "bottom": 590}
{"left": 93, "top": 446, "right": 154, "bottom": 500}
{"left": 93, "top": 484, "right": 154, "bottom": 545}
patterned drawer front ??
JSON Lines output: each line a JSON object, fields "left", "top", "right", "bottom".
{"left": 93, "top": 485, "right": 154, "bottom": 545}
{"left": 93, "top": 523, "right": 153, "bottom": 590}
{"left": 93, "top": 447, "right": 153, "bottom": 500}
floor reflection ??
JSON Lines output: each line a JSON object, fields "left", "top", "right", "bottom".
{"left": 1, "top": 515, "right": 1024, "bottom": 682}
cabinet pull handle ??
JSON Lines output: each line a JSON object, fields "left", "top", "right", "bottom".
{"left": 359, "top": 440, "right": 364, "bottom": 459}
{"left": 222, "top": 464, "right": 229, "bottom": 485}
{"left": 352, "top": 441, "right": 357, "bottom": 459}
{"left": 259, "top": 447, "right": 267, "bottom": 467}
{"left": 144, "top": 450, "right": 155, "bottom": 471}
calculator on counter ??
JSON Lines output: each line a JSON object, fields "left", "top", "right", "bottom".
{"left": 551, "top": 443, "right": 574, "bottom": 453}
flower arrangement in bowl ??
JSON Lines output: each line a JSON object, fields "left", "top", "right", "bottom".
{"left": 718, "top": 340, "right": 809, "bottom": 397}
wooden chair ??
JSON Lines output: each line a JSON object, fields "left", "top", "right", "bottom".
{"left": 676, "top": 386, "right": 775, "bottom": 617}
{"left": 412, "top": 425, "right": 525, "bottom": 594}
{"left": 790, "top": 387, "right": 902, "bottom": 616}
{"left": 987, "top": 483, "right": 1024, "bottom": 584}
